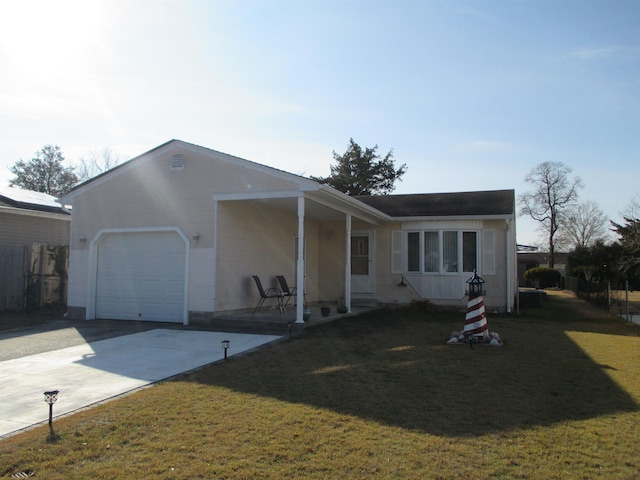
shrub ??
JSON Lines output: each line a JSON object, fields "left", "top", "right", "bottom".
{"left": 524, "top": 267, "right": 561, "bottom": 288}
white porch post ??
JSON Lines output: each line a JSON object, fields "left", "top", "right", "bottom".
{"left": 211, "top": 200, "right": 218, "bottom": 313}
{"left": 345, "top": 214, "right": 352, "bottom": 313}
{"left": 505, "top": 218, "right": 512, "bottom": 314}
{"left": 296, "top": 196, "right": 305, "bottom": 323}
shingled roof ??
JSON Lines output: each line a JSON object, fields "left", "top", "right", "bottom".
{"left": 355, "top": 189, "right": 515, "bottom": 218}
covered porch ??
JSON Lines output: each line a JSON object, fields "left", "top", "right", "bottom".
{"left": 211, "top": 185, "right": 390, "bottom": 325}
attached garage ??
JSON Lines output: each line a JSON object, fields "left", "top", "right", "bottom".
{"left": 94, "top": 230, "right": 188, "bottom": 323}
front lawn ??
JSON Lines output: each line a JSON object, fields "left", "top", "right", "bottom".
{"left": 2, "top": 291, "right": 639, "bottom": 479}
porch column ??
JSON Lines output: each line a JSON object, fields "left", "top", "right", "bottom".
{"left": 345, "top": 214, "right": 352, "bottom": 313}
{"left": 296, "top": 196, "right": 305, "bottom": 323}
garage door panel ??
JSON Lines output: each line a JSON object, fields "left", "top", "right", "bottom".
{"left": 95, "top": 232, "right": 186, "bottom": 323}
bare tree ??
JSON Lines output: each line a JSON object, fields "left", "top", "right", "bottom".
{"left": 557, "top": 200, "right": 609, "bottom": 250}
{"left": 518, "top": 161, "right": 584, "bottom": 267}
{"left": 622, "top": 194, "right": 640, "bottom": 220}
{"left": 75, "top": 146, "right": 122, "bottom": 183}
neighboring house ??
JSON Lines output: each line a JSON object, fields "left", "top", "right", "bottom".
{"left": 0, "top": 185, "right": 71, "bottom": 247}
{"left": 58, "top": 140, "right": 517, "bottom": 325}
{"left": 517, "top": 249, "right": 569, "bottom": 287}
{"left": 0, "top": 186, "right": 71, "bottom": 311}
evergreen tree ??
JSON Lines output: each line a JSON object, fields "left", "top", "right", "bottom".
{"left": 312, "top": 138, "right": 407, "bottom": 196}
{"left": 611, "top": 216, "right": 640, "bottom": 288}
{"left": 9, "top": 145, "right": 78, "bottom": 197}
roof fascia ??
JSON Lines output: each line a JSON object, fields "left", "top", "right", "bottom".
{"left": 213, "top": 190, "right": 303, "bottom": 201}
{"left": 0, "top": 206, "right": 71, "bottom": 221}
{"left": 312, "top": 185, "right": 391, "bottom": 224}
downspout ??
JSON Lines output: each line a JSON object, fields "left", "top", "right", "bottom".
{"left": 345, "top": 214, "right": 352, "bottom": 312}
{"left": 505, "top": 219, "right": 512, "bottom": 314}
{"left": 295, "top": 196, "right": 305, "bottom": 324}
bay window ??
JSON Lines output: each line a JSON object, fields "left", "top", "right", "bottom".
{"left": 406, "top": 230, "right": 478, "bottom": 274}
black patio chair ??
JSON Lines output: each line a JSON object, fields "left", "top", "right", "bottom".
{"left": 276, "top": 275, "right": 306, "bottom": 307}
{"left": 252, "top": 275, "right": 284, "bottom": 313}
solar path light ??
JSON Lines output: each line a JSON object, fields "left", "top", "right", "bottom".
{"left": 221, "top": 340, "right": 230, "bottom": 360}
{"left": 43, "top": 389, "right": 59, "bottom": 441}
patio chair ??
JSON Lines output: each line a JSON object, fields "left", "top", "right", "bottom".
{"left": 252, "top": 275, "right": 285, "bottom": 313}
{"left": 276, "top": 275, "right": 306, "bottom": 307}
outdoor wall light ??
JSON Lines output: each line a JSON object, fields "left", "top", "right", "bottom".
{"left": 79, "top": 236, "right": 86, "bottom": 247}
{"left": 192, "top": 233, "right": 200, "bottom": 245}
{"left": 221, "top": 339, "right": 230, "bottom": 360}
{"left": 43, "top": 389, "right": 59, "bottom": 441}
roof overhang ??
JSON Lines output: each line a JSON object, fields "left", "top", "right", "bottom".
{"left": 213, "top": 185, "right": 391, "bottom": 224}
{"left": 0, "top": 205, "right": 71, "bottom": 221}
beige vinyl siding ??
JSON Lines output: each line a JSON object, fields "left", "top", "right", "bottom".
{"left": 67, "top": 148, "right": 307, "bottom": 316}
{"left": 370, "top": 222, "right": 421, "bottom": 304}
{"left": 0, "top": 211, "right": 70, "bottom": 247}
{"left": 215, "top": 201, "right": 321, "bottom": 312}
{"left": 68, "top": 148, "right": 299, "bottom": 250}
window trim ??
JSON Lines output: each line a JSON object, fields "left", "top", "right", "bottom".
{"left": 405, "top": 229, "right": 480, "bottom": 275}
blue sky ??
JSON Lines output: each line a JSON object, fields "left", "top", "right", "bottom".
{"left": 1, "top": 0, "right": 638, "bottom": 245}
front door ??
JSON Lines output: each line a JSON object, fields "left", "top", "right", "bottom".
{"left": 350, "top": 230, "right": 374, "bottom": 294}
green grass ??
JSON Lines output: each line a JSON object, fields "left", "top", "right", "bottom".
{"left": 2, "top": 291, "right": 640, "bottom": 479}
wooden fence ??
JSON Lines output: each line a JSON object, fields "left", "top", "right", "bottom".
{"left": 0, "top": 244, "right": 68, "bottom": 312}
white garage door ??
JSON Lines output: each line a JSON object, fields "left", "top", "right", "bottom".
{"left": 95, "top": 231, "right": 186, "bottom": 323}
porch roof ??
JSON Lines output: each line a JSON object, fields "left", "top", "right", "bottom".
{"left": 213, "top": 186, "right": 392, "bottom": 224}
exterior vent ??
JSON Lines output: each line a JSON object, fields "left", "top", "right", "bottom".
{"left": 171, "top": 154, "right": 184, "bottom": 171}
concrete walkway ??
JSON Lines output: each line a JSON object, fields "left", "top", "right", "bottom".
{"left": 0, "top": 329, "right": 281, "bottom": 438}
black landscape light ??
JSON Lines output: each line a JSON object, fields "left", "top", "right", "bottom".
{"left": 43, "top": 389, "right": 59, "bottom": 441}
{"left": 287, "top": 321, "right": 293, "bottom": 339}
{"left": 221, "top": 340, "right": 230, "bottom": 360}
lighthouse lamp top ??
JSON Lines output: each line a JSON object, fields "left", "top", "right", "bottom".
{"left": 466, "top": 268, "right": 485, "bottom": 285}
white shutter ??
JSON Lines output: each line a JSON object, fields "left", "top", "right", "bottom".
{"left": 482, "top": 229, "right": 495, "bottom": 275}
{"left": 391, "top": 230, "right": 403, "bottom": 274}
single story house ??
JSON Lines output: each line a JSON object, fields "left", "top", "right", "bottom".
{"left": 58, "top": 140, "right": 517, "bottom": 325}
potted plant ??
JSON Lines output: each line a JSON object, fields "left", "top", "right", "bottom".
{"left": 337, "top": 296, "right": 348, "bottom": 314}
{"left": 320, "top": 304, "right": 331, "bottom": 317}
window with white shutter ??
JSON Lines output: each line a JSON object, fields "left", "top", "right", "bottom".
{"left": 482, "top": 229, "right": 495, "bottom": 275}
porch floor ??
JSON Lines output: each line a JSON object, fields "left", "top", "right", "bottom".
{"left": 197, "top": 304, "right": 376, "bottom": 335}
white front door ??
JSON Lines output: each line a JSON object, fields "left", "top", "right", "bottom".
{"left": 350, "top": 230, "right": 374, "bottom": 294}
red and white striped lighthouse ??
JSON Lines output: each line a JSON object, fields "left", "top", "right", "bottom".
{"left": 463, "top": 270, "right": 489, "bottom": 339}
{"left": 446, "top": 269, "right": 502, "bottom": 346}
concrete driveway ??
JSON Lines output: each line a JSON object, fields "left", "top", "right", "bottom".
{"left": 0, "top": 322, "right": 281, "bottom": 438}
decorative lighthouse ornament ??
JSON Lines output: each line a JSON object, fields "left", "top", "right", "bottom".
{"left": 447, "top": 269, "right": 502, "bottom": 346}
{"left": 464, "top": 269, "right": 488, "bottom": 339}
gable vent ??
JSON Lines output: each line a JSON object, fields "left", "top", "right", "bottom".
{"left": 171, "top": 154, "right": 184, "bottom": 171}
